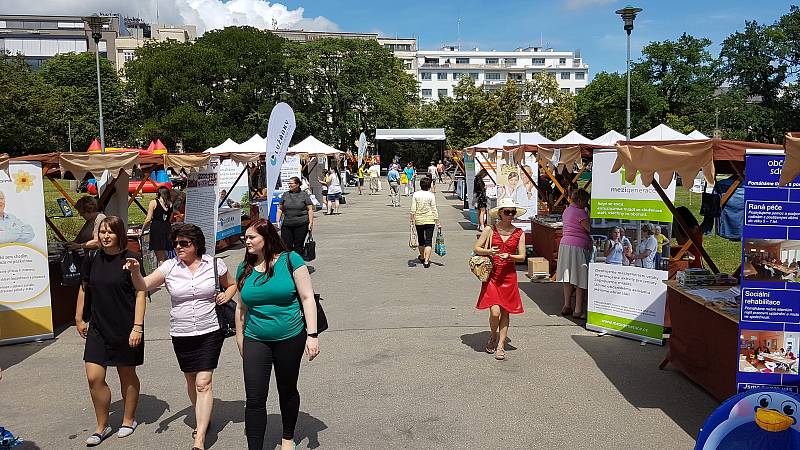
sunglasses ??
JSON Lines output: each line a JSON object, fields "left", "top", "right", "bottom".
{"left": 502, "top": 209, "right": 516, "bottom": 216}
{"left": 173, "top": 239, "right": 193, "bottom": 248}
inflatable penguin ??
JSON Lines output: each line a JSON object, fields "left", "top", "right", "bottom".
{"left": 696, "top": 388, "right": 800, "bottom": 449}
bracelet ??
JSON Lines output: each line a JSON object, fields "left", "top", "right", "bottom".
{"left": 132, "top": 329, "right": 143, "bottom": 334}
{"left": 133, "top": 323, "right": 144, "bottom": 327}
{"left": 307, "top": 332, "right": 319, "bottom": 338}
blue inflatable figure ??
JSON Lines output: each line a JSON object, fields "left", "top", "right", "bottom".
{"left": 0, "top": 427, "right": 22, "bottom": 449}
{"left": 696, "top": 388, "right": 800, "bottom": 449}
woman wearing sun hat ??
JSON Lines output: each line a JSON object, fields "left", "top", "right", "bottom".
{"left": 473, "top": 197, "right": 527, "bottom": 360}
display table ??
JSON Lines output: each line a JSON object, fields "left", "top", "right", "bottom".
{"left": 660, "top": 281, "right": 739, "bottom": 401}
{"left": 531, "top": 217, "right": 563, "bottom": 275}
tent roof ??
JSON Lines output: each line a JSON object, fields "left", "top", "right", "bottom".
{"left": 632, "top": 124, "right": 691, "bottom": 141}
{"left": 205, "top": 138, "right": 241, "bottom": 154}
{"left": 237, "top": 134, "right": 265, "bottom": 153}
{"left": 687, "top": 130, "right": 710, "bottom": 139}
{"left": 466, "top": 132, "right": 553, "bottom": 150}
{"left": 592, "top": 130, "right": 626, "bottom": 146}
{"left": 288, "top": 135, "right": 342, "bottom": 155}
{"left": 554, "top": 130, "right": 594, "bottom": 145}
{"left": 375, "top": 128, "right": 445, "bottom": 141}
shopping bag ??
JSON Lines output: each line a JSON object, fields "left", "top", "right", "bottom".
{"left": 60, "top": 250, "right": 82, "bottom": 287}
{"left": 303, "top": 232, "right": 316, "bottom": 262}
{"left": 435, "top": 228, "right": 446, "bottom": 256}
{"left": 408, "top": 224, "right": 418, "bottom": 249}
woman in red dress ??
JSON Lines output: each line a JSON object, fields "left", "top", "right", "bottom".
{"left": 474, "top": 198, "right": 527, "bottom": 360}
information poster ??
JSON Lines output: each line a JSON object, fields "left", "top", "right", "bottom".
{"left": 185, "top": 159, "right": 219, "bottom": 257}
{"left": 736, "top": 149, "right": 800, "bottom": 392}
{"left": 464, "top": 153, "right": 475, "bottom": 212}
{"left": 475, "top": 153, "right": 497, "bottom": 199}
{"left": 0, "top": 162, "right": 53, "bottom": 344}
{"left": 496, "top": 156, "right": 538, "bottom": 232}
{"left": 587, "top": 150, "right": 674, "bottom": 344}
{"left": 217, "top": 159, "right": 249, "bottom": 208}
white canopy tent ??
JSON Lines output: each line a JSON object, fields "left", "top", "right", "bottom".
{"left": 554, "top": 130, "right": 594, "bottom": 145}
{"left": 205, "top": 138, "right": 241, "bottom": 154}
{"left": 632, "top": 124, "right": 691, "bottom": 141}
{"left": 288, "top": 135, "right": 343, "bottom": 155}
{"left": 466, "top": 132, "right": 553, "bottom": 150}
{"left": 237, "top": 134, "right": 265, "bottom": 153}
{"left": 687, "top": 130, "right": 710, "bottom": 139}
{"left": 592, "top": 130, "right": 626, "bottom": 146}
{"left": 375, "top": 128, "right": 446, "bottom": 142}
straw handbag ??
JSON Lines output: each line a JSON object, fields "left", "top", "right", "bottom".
{"left": 469, "top": 232, "right": 493, "bottom": 282}
{"left": 408, "top": 224, "right": 418, "bottom": 249}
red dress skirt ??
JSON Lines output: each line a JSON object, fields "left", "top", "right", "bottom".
{"left": 476, "top": 226, "right": 524, "bottom": 314}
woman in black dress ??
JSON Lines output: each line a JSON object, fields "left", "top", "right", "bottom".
{"left": 143, "top": 186, "right": 173, "bottom": 266}
{"left": 474, "top": 168, "right": 489, "bottom": 231}
{"left": 74, "top": 216, "right": 147, "bottom": 446}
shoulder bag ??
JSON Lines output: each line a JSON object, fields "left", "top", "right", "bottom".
{"left": 287, "top": 253, "right": 328, "bottom": 333}
{"left": 408, "top": 223, "right": 418, "bottom": 249}
{"left": 469, "top": 228, "right": 494, "bottom": 282}
{"left": 303, "top": 232, "right": 316, "bottom": 262}
{"left": 80, "top": 250, "right": 98, "bottom": 322}
{"left": 213, "top": 257, "right": 237, "bottom": 338}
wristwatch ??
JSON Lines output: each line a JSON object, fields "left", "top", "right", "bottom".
{"left": 307, "top": 332, "right": 319, "bottom": 338}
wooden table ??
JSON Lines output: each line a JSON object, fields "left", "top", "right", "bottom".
{"left": 531, "top": 219, "right": 563, "bottom": 275}
{"left": 660, "top": 281, "right": 739, "bottom": 401}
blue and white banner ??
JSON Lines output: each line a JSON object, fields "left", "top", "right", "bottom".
{"left": 265, "top": 103, "right": 296, "bottom": 203}
{"left": 736, "top": 149, "right": 800, "bottom": 393}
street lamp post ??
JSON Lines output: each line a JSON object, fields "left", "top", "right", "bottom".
{"left": 83, "top": 14, "right": 108, "bottom": 153}
{"left": 615, "top": 6, "right": 642, "bottom": 141}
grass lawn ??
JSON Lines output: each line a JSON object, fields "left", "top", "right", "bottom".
{"left": 673, "top": 186, "right": 741, "bottom": 275}
{"left": 43, "top": 179, "right": 154, "bottom": 242}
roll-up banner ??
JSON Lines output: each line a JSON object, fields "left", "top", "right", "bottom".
{"left": 496, "top": 156, "right": 538, "bottom": 233}
{"left": 264, "top": 103, "right": 296, "bottom": 222}
{"left": 586, "top": 149, "right": 675, "bottom": 344}
{"left": 185, "top": 158, "right": 219, "bottom": 256}
{"left": 0, "top": 162, "right": 54, "bottom": 344}
{"left": 736, "top": 149, "right": 800, "bottom": 392}
{"left": 357, "top": 132, "right": 366, "bottom": 169}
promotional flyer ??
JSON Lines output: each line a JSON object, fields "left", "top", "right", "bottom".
{"left": 736, "top": 149, "right": 800, "bottom": 392}
{"left": 587, "top": 150, "right": 674, "bottom": 344}
{"left": 0, "top": 162, "right": 53, "bottom": 344}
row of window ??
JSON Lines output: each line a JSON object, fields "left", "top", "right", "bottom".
{"left": 1, "top": 38, "right": 88, "bottom": 57}
{"left": 423, "top": 56, "right": 569, "bottom": 66}
{"left": 383, "top": 43, "right": 413, "bottom": 52}
{"left": 423, "top": 86, "right": 584, "bottom": 98}
{"left": 421, "top": 71, "right": 585, "bottom": 81}
{"left": 0, "top": 20, "right": 84, "bottom": 30}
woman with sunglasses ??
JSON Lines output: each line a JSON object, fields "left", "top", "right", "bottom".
{"left": 75, "top": 216, "right": 146, "bottom": 446}
{"left": 125, "top": 224, "right": 237, "bottom": 450}
{"left": 473, "top": 198, "right": 527, "bottom": 360}
{"left": 236, "top": 219, "right": 320, "bottom": 450}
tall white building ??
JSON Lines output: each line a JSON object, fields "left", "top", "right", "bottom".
{"left": 417, "top": 46, "right": 589, "bottom": 101}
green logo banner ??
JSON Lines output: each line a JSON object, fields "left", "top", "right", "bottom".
{"left": 591, "top": 199, "right": 673, "bottom": 223}
{"left": 587, "top": 311, "right": 664, "bottom": 340}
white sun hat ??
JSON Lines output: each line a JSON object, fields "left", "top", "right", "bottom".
{"left": 489, "top": 197, "right": 527, "bottom": 218}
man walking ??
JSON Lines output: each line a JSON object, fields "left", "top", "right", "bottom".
{"left": 387, "top": 165, "right": 401, "bottom": 207}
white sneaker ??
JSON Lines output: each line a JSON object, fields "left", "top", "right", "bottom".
{"left": 117, "top": 421, "right": 138, "bottom": 438}
{"left": 86, "top": 426, "right": 113, "bottom": 446}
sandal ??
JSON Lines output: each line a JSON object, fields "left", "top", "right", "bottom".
{"left": 561, "top": 306, "right": 573, "bottom": 316}
{"left": 86, "top": 426, "right": 113, "bottom": 446}
{"left": 117, "top": 421, "right": 137, "bottom": 438}
{"left": 485, "top": 337, "right": 497, "bottom": 354}
{"left": 495, "top": 347, "right": 506, "bottom": 360}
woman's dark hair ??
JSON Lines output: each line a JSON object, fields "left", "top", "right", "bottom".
{"left": 170, "top": 223, "right": 206, "bottom": 256}
{"left": 237, "top": 219, "right": 287, "bottom": 289}
{"left": 98, "top": 216, "right": 127, "bottom": 252}
{"left": 507, "top": 172, "right": 519, "bottom": 181}
{"left": 572, "top": 188, "right": 590, "bottom": 205}
{"left": 157, "top": 186, "right": 171, "bottom": 202}
{"left": 641, "top": 223, "right": 653, "bottom": 235}
{"left": 289, "top": 176, "right": 301, "bottom": 185}
{"left": 420, "top": 178, "right": 432, "bottom": 191}
{"left": 75, "top": 196, "right": 99, "bottom": 214}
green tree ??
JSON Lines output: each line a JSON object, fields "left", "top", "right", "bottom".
{"left": 523, "top": 72, "right": 576, "bottom": 139}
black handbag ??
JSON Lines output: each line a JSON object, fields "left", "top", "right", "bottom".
{"left": 213, "top": 257, "right": 237, "bottom": 338}
{"left": 303, "top": 232, "right": 316, "bottom": 262}
{"left": 287, "top": 253, "right": 328, "bottom": 332}
{"left": 60, "top": 250, "right": 82, "bottom": 287}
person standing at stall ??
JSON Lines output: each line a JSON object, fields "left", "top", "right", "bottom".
{"left": 67, "top": 196, "right": 105, "bottom": 252}
{"left": 276, "top": 177, "right": 314, "bottom": 255}
{"left": 473, "top": 198, "right": 526, "bottom": 360}
{"left": 142, "top": 186, "right": 173, "bottom": 267}
{"left": 235, "top": 219, "right": 320, "bottom": 450}
{"left": 75, "top": 216, "right": 146, "bottom": 446}
{"left": 556, "top": 189, "right": 592, "bottom": 320}
{"left": 125, "top": 223, "right": 237, "bottom": 450}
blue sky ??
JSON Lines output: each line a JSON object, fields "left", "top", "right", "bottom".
{"left": 280, "top": 0, "right": 796, "bottom": 77}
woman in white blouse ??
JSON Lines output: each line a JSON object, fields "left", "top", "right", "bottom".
{"left": 126, "top": 224, "right": 237, "bottom": 450}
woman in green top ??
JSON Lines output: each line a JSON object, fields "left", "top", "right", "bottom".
{"left": 235, "top": 219, "right": 320, "bottom": 450}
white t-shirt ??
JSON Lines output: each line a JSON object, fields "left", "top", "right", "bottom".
{"left": 368, "top": 165, "right": 380, "bottom": 177}
{"left": 428, "top": 165, "right": 437, "bottom": 179}
{"left": 636, "top": 235, "right": 659, "bottom": 269}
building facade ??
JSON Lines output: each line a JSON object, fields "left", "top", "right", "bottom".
{"left": 115, "top": 18, "right": 196, "bottom": 74}
{"left": 417, "top": 46, "right": 589, "bottom": 100}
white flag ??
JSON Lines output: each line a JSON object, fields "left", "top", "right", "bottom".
{"left": 357, "top": 132, "right": 367, "bottom": 168}
{"left": 265, "top": 103, "right": 296, "bottom": 202}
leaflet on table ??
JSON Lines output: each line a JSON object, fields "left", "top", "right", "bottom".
{"left": 736, "top": 150, "right": 800, "bottom": 393}
{"left": 0, "top": 162, "right": 54, "bottom": 344}
{"left": 586, "top": 149, "right": 675, "bottom": 344}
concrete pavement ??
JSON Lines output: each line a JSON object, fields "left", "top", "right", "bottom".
{"left": 0, "top": 185, "right": 717, "bottom": 449}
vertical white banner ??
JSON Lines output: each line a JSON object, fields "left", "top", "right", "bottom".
{"left": 357, "top": 132, "right": 366, "bottom": 168}
{"left": 265, "top": 103, "right": 297, "bottom": 203}
{"left": 185, "top": 158, "right": 219, "bottom": 256}
{"left": 0, "top": 162, "right": 53, "bottom": 344}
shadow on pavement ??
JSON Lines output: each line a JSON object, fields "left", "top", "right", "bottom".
{"left": 155, "top": 399, "right": 245, "bottom": 448}
{"left": 457, "top": 221, "right": 477, "bottom": 231}
{"left": 110, "top": 393, "right": 170, "bottom": 427}
{"left": 0, "top": 329, "right": 55, "bottom": 372}
{"left": 16, "top": 441, "right": 42, "bottom": 450}
{"left": 264, "top": 411, "right": 328, "bottom": 449}
{"left": 518, "top": 281, "right": 565, "bottom": 317}
{"left": 460, "top": 331, "right": 517, "bottom": 353}
{"left": 572, "top": 334, "right": 717, "bottom": 440}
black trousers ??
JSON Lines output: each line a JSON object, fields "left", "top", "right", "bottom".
{"left": 243, "top": 332, "right": 306, "bottom": 449}
{"left": 281, "top": 223, "right": 309, "bottom": 255}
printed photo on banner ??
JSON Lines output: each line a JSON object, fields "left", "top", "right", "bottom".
{"left": 495, "top": 157, "right": 538, "bottom": 230}
{"left": 742, "top": 239, "right": 800, "bottom": 283}
{"left": 589, "top": 219, "right": 671, "bottom": 271}
{"left": 738, "top": 329, "right": 799, "bottom": 375}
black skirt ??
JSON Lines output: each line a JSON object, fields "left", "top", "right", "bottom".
{"left": 171, "top": 329, "right": 224, "bottom": 373}
{"left": 84, "top": 326, "right": 144, "bottom": 367}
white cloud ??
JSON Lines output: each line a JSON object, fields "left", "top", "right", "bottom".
{"left": 563, "top": 0, "right": 618, "bottom": 11}
{"left": 2, "top": 0, "right": 339, "bottom": 34}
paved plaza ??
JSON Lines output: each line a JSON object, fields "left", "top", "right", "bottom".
{"left": 0, "top": 187, "right": 718, "bottom": 449}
